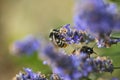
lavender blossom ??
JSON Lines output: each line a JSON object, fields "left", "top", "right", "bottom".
{"left": 74, "top": 0, "right": 120, "bottom": 43}
{"left": 50, "top": 24, "right": 120, "bottom": 48}
{"left": 41, "top": 44, "right": 114, "bottom": 80}
{"left": 96, "top": 37, "right": 120, "bottom": 48}
{"left": 94, "top": 56, "right": 114, "bottom": 73}
{"left": 50, "top": 25, "right": 95, "bottom": 46}
{"left": 10, "top": 35, "right": 40, "bottom": 56}
{"left": 42, "top": 44, "right": 91, "bottom": 80}
{"left": 50, "top": 73, "right": 62, "bottom": 80}
{"left": 112, "top": 77, "right": 119, "bottom": 80}
{"left": 13, "top": 68, "right": 47, "bottom": 80}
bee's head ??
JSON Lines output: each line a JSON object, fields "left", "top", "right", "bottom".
{"left": 80, "top": 46, "right": 93, "bottom": 54}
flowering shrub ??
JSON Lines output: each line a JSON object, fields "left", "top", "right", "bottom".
{"left": 12, "top": 0, "right": 120, "bottom": 80}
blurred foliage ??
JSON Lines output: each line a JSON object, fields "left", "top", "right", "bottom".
{"left": 110, "top": 0, "right": 120, "bottom": 3}
{"left": 11, "top": 53, "right": 51, "bottom": 74}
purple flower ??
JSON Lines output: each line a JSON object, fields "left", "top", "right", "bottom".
{"left": 96, "top": 37, "right": 120, "bottom": 48}
{"left": 10, "top": 35, "right": 40, "bottom": 56}
{"left": 112, "top": 77, "right": 119, "bottom": 80}
{"left": 74, "top": 0, "right": 119, "bottom": 41}
{"left": 40, "top": 44, "right": 114, "bottom": 80}
{"left": 41, "top": 44, "right": 91, "bottom": 80}
{"left": 62, "top": 24, "right": 71, "bottom": 33}
{"left": 50, "top": 73, "right": 62, "bottom": 80}
{"left": 71, "top": 30, "right": 81, "bottom": 43}
{"left": 14, "top": 68, "right": 47, "bottom": 80}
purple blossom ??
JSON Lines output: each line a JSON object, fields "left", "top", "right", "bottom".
{"left": 50, "top": 25, "right": 120, "bottom": 48}
{"left": 40, "top": 44, "right": 114, "bottom": 80}
{"left": 13, "top": 68, "right": 47, "bottom": 80}
{"left": 97, "top": 37, "right": 120, "bottom": 48}
{"left": 74, "top": 0, "right": 120, "bottom": 41}
{"left": 112, "top": 77, "right": 119, "bottom": 80}
{"left": 42, "top": 44, "right": 91, "bottom": 80}
{"left": 51, "top": 25, "right": 95, "bottom": 45}
{"left": 50, "top": 73, "right": 62, "bottom": 80}
{"left": 10, "top": 35, "right": 40, "bottom": 56}
{"left": 62, "top": 24, "right": 71, "bottom": 34}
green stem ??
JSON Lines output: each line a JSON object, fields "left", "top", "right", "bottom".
{"left": 114, "top": 67, "right": 120, "bottom": 69}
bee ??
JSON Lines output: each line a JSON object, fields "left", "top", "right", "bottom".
{"left": 80, "top": 46, "right": 97, "bottom": 57}
{"left": 49, "top": 29, "right": 67, "bottom": 48}
{"left": 72, "top": 45, "right": 97, "bottom": 57}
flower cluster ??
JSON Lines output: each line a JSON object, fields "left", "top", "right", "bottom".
{"left": 40, "top": 44, "right": 114, "bottom": 80}
{"left": 10, "top": 35, "right": 40, "bottom": 56}
{"left": 49, "top": 24, "right": 120, "bottom": 48}
{"left": 50, "top": 24, "right": 95, "bottom": 45}
{"left": 13, "top": 68, "right": 47, "bottom": 80}
{"left": 74, "top": 0, "right": 120, "bottom": 47}
{"left": 13, "top": 67, "right": 118, "bottom": 80}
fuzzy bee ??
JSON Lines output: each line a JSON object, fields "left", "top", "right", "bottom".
{"left": 80, "top": 46, "right": 97, "bottom": 57}
{"left": 72, "top": 45, "right": 97, "bottom": 57}
{"left": 49, "top": 29, "right": 67, "bottom": 48}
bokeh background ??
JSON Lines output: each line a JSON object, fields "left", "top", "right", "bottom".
{"left": 0, "top": 0, "right": 120, "bottom": 80}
